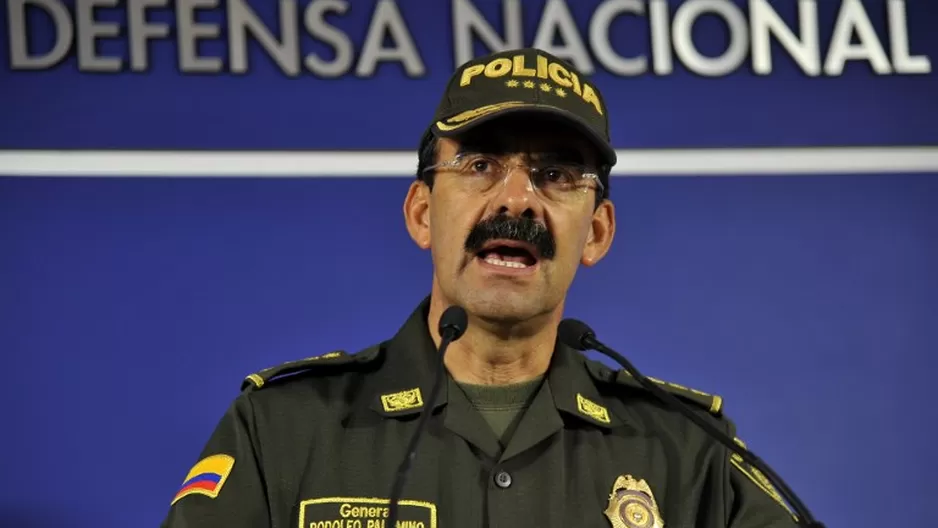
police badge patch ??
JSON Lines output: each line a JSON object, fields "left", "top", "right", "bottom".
{"left": 604, "top": 475, "right": 665, "bottom": 528}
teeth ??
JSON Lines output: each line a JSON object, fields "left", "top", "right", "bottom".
{"left": 483, "top": 256, "right": 529, "bottom": 269}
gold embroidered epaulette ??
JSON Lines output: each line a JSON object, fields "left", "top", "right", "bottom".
{"left": 729, "top": 437, "right": 798, "bottom": 520}
{"left": 615, "top": 370, "right": 724, "bottom": 417}
{"left": 583, "top": 359, "right": 724, "bottom": 417}
{"left": 241, "top": 346, "right": 380, "bottom": 391}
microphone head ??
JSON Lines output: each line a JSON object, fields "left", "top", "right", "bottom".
{"left": 439, "top": 305, "right": 469, "bottom": 340}
{"left": 558, "top": 318, "right": 594, "bottom": 351}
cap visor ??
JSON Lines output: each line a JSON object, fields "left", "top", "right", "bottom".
{"left": 432, "top": 103, "right": 617, "bottom": 167}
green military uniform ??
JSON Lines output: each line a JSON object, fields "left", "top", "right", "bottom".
{"left": 163, "top": 296, "right": 797, "bottom": 528}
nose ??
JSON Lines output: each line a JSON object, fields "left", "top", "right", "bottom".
{"left": 489, "top": 165, "right": 544, "bottom": 220}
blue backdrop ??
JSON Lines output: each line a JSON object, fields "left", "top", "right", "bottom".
{"left": 1, "top": 1, "right": 936, "bottom": 527}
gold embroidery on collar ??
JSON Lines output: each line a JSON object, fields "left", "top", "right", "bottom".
{"left": 576, "top": 393, "right": 611, "bottom": 424}
{"left": 381, "top": 388, "right": 424, "bottom": 412}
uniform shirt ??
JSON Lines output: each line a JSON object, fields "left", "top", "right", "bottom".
{"left": 162, "top": 296, "right": 798, "bottom": 528}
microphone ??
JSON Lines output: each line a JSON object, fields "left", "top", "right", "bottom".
{"left": 386, "top": 305, "right": 468, "bottom": 527}
{"left": 558, "top": 319, "right": 824, "bottom": 528}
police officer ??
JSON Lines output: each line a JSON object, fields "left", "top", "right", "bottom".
{"left": 162, "top": 48, "right": 799, "bottom": 528}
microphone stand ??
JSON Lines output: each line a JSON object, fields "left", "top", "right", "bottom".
{"left": 582, "top": 333, "right": 824, "bottom": 528}
{"left": 555, "top": 318, "right": 823, "bottom": 528}
{"left": 386, "top": 307, "right": 467, "bottom": 528}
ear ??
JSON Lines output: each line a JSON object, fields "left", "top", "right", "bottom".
{"left": 403, "top": 180, "right": 432, "bottom": 249}
{"left": 581, "top": 199, "right": 615, "bottom": 267}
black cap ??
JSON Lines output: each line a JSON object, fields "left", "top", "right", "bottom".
{"left": 426, "top": 48, "right": 617, "bottom": 171}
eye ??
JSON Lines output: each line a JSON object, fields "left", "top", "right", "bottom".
{"left": 460, "top": 155, "right": 499, "bottom": 176}
{"left": 470, "top": 159, "right": 491, "bottom": 173}
{"left": 538, "top": 166, "right": 577, "bottom": 185}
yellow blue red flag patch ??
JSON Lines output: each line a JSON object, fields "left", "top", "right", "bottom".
{"left": 171, "top": 454, "right": 235, "bottom": 505}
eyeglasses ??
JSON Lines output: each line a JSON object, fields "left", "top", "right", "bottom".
{"left": 423, "top": 152, "right": 604, "bottom": 201}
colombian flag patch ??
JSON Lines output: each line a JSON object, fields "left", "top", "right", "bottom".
{"left": 171, "top": 454, "right": 235, "bottom": 505}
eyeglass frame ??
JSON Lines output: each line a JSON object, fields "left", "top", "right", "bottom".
{"left": 420, "top": 151, "right": 606, "bottom": 200}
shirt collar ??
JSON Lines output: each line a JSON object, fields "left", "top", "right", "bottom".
{"left": 353, "top": 296, "right": 632, "bottom": 432}
{"left": 546, "top": 340, "right": 625, "bottom": 430}
{"left": 365, "top": 296, "right": 449, "bottom": 419}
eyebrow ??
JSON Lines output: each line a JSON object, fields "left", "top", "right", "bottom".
{"left": 531, "top": 148, "right": 586, "bottom": 165}
{"left": 455, "top": 139, "right": 507, "bottom": 157}
{"left": 455, "top": 141, "right": 586, "bottom": 165}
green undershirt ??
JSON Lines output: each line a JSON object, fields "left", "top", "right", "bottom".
{"left": 455, "top": 376, "right": 545, "bottom": 448}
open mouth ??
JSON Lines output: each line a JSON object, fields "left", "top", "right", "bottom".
{"left": 475, "top": 241, "right": 539, "bottom": 270}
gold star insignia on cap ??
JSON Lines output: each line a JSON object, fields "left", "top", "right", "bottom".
{"left": 555, "top": 87, "right": 567, "bottom": 97}
{"left": 506, "top": 79, "right": 519, "bottom": 88}
{"left": 539, "top": 82, "right": 552, "bottom": 92}
{"left": 523, "top": 80, "right": 535, "bottom": 88}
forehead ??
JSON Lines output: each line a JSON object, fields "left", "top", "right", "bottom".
{"left": 441, "top": 115, "right": 599, "bottom": 163}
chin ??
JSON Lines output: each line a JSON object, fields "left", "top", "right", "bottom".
{"left": 461, "top": 289, "right": 551, "bottom": 326}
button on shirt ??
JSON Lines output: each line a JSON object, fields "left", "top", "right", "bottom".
{"left": 493, "top": 470, "right": 512, "bottom": 489}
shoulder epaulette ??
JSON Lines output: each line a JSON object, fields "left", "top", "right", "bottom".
{"left": 584, "top": 358, "right": 723, "bottom": 417}
{"left": 241, "top": 346, "right": 381, "bottom": 391}
{"left": 616, "top": 370, "right": 724, "bottom": 417}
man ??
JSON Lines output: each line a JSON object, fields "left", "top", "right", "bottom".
{"left": 162, "top": 48, "right": 799, "bottom": 528}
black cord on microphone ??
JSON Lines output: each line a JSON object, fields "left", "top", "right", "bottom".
{"left": 386, "top": 305, "right": 468, "bottom": 527}
{"left": 558, "top": 318, "right": 824, "bottom": 528}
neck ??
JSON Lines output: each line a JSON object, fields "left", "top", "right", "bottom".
{"left": 427, "top": 293, "right": 561, "bottom": 386}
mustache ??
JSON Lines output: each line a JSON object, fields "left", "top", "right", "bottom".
{"left": 464, "top": 215, "right": 556, "bottom": 260}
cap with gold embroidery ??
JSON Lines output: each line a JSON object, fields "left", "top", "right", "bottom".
{"left": 427, "top": 48, "right": 616, "bottom": 173}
